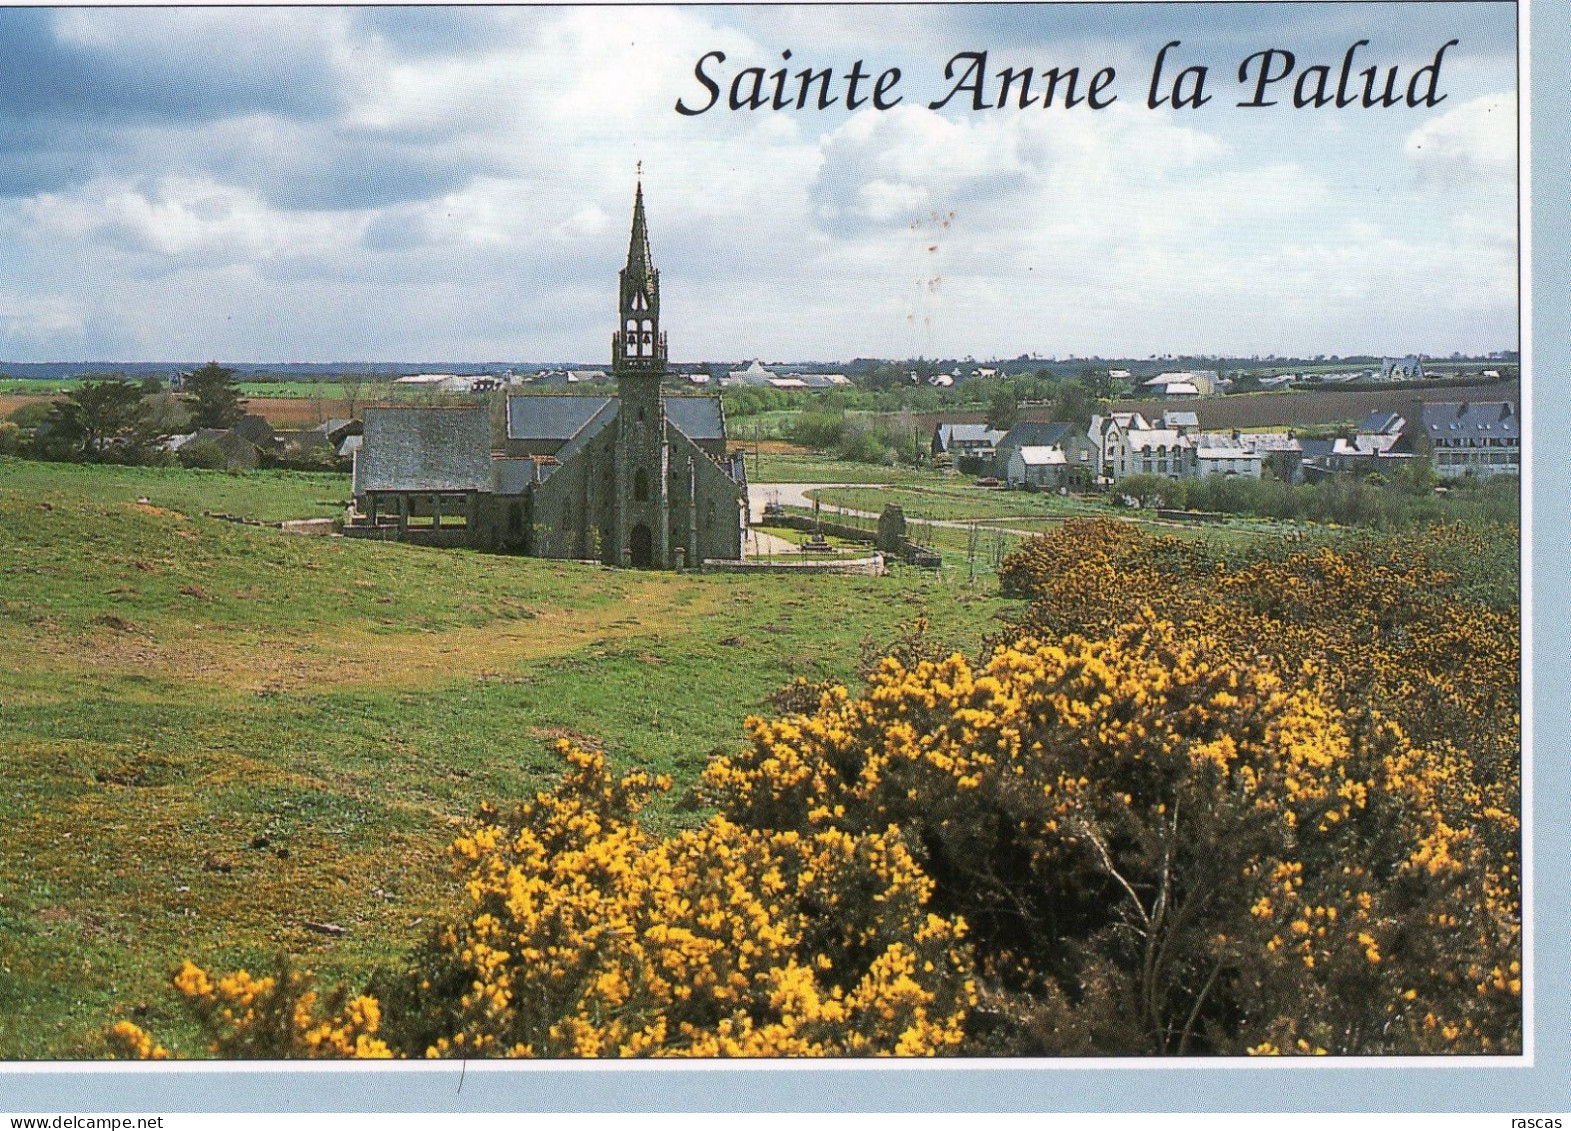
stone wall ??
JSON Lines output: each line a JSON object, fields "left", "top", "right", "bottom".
{"left": 701, "top": 554, "right": 886, "bottom": 577}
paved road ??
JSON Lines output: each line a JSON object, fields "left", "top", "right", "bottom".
{"left": 748, "top": 482, "right": 881, "bottom": 512}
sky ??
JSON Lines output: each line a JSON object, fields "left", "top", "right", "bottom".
{"left": 0, "top": 3, "right": 1519, "bottom": 363}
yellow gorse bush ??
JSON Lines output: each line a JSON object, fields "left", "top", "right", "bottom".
{"left": 108, "top": 960, "right": 391, "bottom": 1059}
{"left": 707, "top": 610, "right": 1518, "bottom": 1054}
{"left": 374, "top": 743, "right": 974, "bottom": 1058}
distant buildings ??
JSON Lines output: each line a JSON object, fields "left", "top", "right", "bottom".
{"left": 931, "top": 423, "right": 1006, "bottom": 466}
{"left": 1381, "top": 355, "right": 1426, "bottom": 380}
{"left": 721, "top": 361, "right": 850, "bottom": 390}
{"left": 1143, "top": 370, "right": 1220, "bottom": 397}
{"left": 1417, "top": 401, "right": 1519, "bottom": 479}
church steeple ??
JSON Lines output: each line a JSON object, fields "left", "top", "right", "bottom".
{"left": 613, "top": 174, "right": 665, "bottom": 374}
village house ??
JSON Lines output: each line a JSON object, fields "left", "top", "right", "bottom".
{"left": 1194, "top": 432, "right": 1262, "bottom": 479}
{"left": 1088, "top": 412, "right": 1149, "bottom": 481}
{"left": 1121, "top": 426, "right": 1196, "bottom": 479}
{"left": 1416, "top": 400, "right": 1519, "bottom": 479}
{"left": 931, "top": 422, "right": 1007, "bottom": 469}
{"left": 350, "top": 180, "right": 748, "bottom": 567}
{"left": 1006, "top": 446, "right": 1074, "bottom": 489}
{"left": 1143, "top": 370, "right": 1220, "bottom": 397}
{"left": 994, "top": 421, "right": 1096, "bottom": 485}
{"left": 1239, "top": 431, "right": 1304, "bottom": 483}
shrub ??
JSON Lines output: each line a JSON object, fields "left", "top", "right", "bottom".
{"left": 113, "top": 745, "right": 973, "bottom": 1059}
{"left": 177, "top": 439, "right": 228, "bottom": 470}
{"left": 705, "top": 617, "right": 1521, "bottom": 1055}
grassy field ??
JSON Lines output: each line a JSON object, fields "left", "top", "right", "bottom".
{"left": 0, "top": 459, "right": 1015, "bottom": 1058}
{"left": 805, "top": 483, "right": 1291, "bottom": 544}
{"left": 0, "top": 458, "right": 350, "bottom": 522}
{"left": 742, "top": 448, "right": 942, "bottom": 485}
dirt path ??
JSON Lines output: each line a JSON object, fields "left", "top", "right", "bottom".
{"left": 743, "top": 529, "right": 802, "bottom": 558}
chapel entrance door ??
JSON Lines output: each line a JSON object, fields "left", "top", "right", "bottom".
{"left": 629, "top": 523, "right": 654, "bottom": 567}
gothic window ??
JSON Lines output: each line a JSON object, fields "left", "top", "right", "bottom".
{"left": 634, "top": 468, "right": 649, "bottom": 502}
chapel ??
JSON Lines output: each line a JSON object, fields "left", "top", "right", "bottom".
{"left": 352, "top": 180, "right": 749, "bottom": 567}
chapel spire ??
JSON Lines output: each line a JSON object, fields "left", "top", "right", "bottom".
{"left": 613, "top": 172, "right": 665, "bottom": 373}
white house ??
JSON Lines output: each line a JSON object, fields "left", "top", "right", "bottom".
{"left": 1145, "top": 370, "right": 1219, "bottom": 396}
{"left": 1194, "top": 433, "right": 1262, "bottom": 478}
{"left": 1007, "top": 445, "right": 1068, "bottom": 488}
{"left": 1120, "top": 427, "right": 1195, "bottom": 479}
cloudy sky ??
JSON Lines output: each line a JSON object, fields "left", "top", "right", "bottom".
{"left": 0, "top": 3, "right": 1517, "bottom": 363}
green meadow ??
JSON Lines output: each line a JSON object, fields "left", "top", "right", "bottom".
{"left": 0, "top": 458, "right": 1013, "bottom": 1058}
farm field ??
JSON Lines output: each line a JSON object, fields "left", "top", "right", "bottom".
{"left": 0, "top": 459, "right": 1013, "bottom": 1058}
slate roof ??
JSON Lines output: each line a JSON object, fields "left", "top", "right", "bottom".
{"left": 1195, "top": 434, "right": 1256, "bottom": 459}
{"left": 935, "top": 423, "right": 1006, "bottom": 449}
{"left": 1241, "top": 432, "right": 1302, "bottom": 453}
{"left": 1358, "top": 411, "right": 1406, "bottom": 435}
{"left": 1334, "top": 434, "right": 1404, "bottom": 457}
{"left": 492, "top": 457, "right": 540, "bottom": 496}
{"left": 1420, "top": 401, "right": 1519, "bottom": 441}
{"left": 552, "top": 399, "right": 619, "bottom": 466}
{"left": 233, "top": 414, "right": 277, "bottom": 446}
{"left": 506, "top": 395, "right": 613, "bottom": 442}
{"left": 1126, "top": 428, "right": 1192, "bottom": 452}
{"left": 1161, "top": 411, "right": 1199, "bottom": 429}
{"left": 666, "top": 396, "right": 726, "bottom": 442}
{"left": 999, "top": 421, "right": 1076, "bottom": 449}
{"left": 358, "top": 406, "right": 493, "bottom": 492}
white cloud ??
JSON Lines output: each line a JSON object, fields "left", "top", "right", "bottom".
{"left": 1405, "top": 92, "right": 1516, "bottom": 188}
{"left": 0, "top": 6, "right": 1519, "bottom": 360}
{"left": 22, "top": 176, "right": 359, "bottom": 264}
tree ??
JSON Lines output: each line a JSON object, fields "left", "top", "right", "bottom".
{"left": 182, "top": 362, "right": 245, "bottom": 430}
{"left": 986, "top": 386, "right": 1019, "bottom": 431}
{"left": 1051, "top": 377, "right": 1098, "bottom": 427}
{"left": 45, "top": 377, "right": 144, "bottom": 459}
{"left": 1079, "top": 367, "right": 1116, "bottom": 399}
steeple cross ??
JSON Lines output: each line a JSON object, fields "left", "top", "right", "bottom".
{"left": 636, "top": 160, "right": 642, "bottom": 177}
